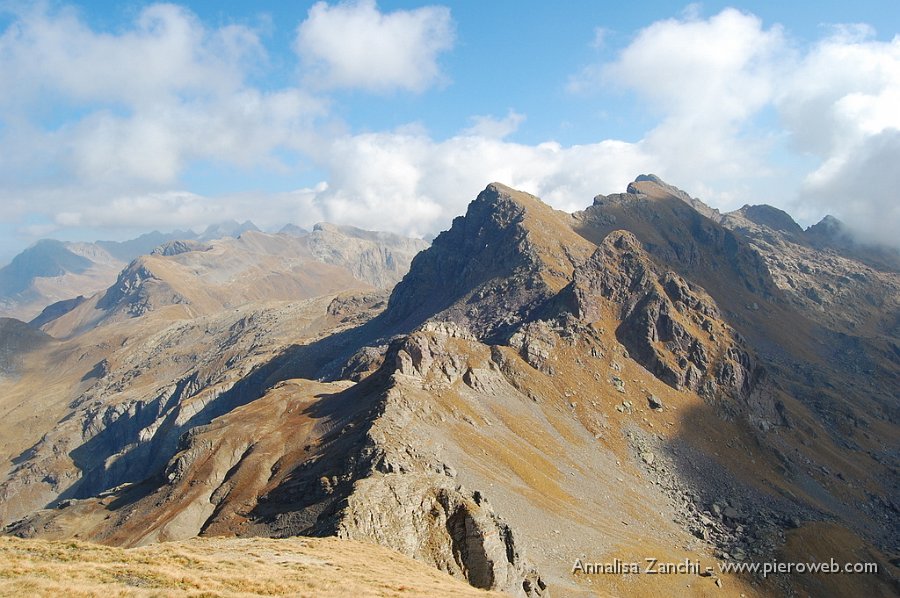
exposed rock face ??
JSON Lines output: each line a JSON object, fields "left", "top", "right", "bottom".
{"left": 635, "top": 177, "right": 900, "bottom": 339}
{"left": 339, "top": 475, "right": 544, "bottom": 597}
{"left": 577, "top": 178, "right": 780, "bottom": 315}
{"left": 42, "top": 229, "right": 427, "bottom": 338}
{"left": 0, "top": 293, "right": 389, "bottom": 527}
{"left": 805, "top": 214, "right": 900, "bottom": 272}
{"left": 1, "top": 222, "right": 427, "bottom": 324}
{"left": 568, "top": 231, "right": 759, "bottom": 403}
{"left": 384, "top": 183, "right": 592, "bottom": 341}
{"left": 0, "top": 229, "right": 227, "bottom": 322}
{"left": 305, "top": 223, "right": 429, "bottom": 289}
{"left": 96, "top": 258, "right": 184, "bottom": 317}
{"left": 151, "top": 240, "right": 212, "bottom": 256}
{"left": 5, "top": 322, "right": 547, "bottom": 596}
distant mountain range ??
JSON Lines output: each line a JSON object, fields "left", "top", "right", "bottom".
{"left": 0, "top": 220, "right": 417, "bottom": 322}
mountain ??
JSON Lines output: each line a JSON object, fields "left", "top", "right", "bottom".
{"left": 198, "top": 219, "right": 260, "bottom": 241}
{"left": 35, "top": 228, "right": 427, "bottom": 339}
{"left": 96, "top": 229, "right": 197, "bottom": 262}
{"left": 702, "top": 194, "right": 900, "bottom": 339}
{"left": 0, "top": 224, "right": 256, "bottom": 322}
{"left": 0, "top": 240, "right": 104, "bottom": 322}
{"left": 0, "top": 318, "right": 53, "bottom": 376}
{"left": 279, "top": 223, "right": 310, "bottom": 237}
{"left": 306, "top": 222, "right": 437, "bottom": 291}
{"left": 0, "top": 240, "right": 92, "bottom": 293}
{"left": 2, "top": 180, "right": 898, "bottom": 597}
{"left": 0, "top": 220, "right": 428, "bottom": 325}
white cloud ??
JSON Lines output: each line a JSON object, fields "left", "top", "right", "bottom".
{"left": 0, "top": 3, "right": 258, "bottom": 107}
{"left": 783, "top": 32, "right": 900, "bottom": 245}
{"left": 597, "top": 9, "right": 787, "bottom": 201}
{"left": 0, "top": 3, "right": 324, "bottom": 189}
{"left": 2, "top": 3, "right": 898, "bottom": 259}
{"left": 294, "top": 0, "right": 454, "bottom": 92}
{"left": 570, "top": 9, "right": 900, "bottom": 245}
{"left": 461, "top": 110, "right": 525, "bottom": 139}
{"left": 306, "top": 129, "right": 652, "bottom": 237}
{"left": 36, "top": 188, "right": 330, "bottom": 236}
{"left": 602, "top": 7, "right": 783, "bottom": 118}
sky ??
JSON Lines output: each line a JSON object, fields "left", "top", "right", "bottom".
{"left": 1, "top": 0, "right": 899, "bottom": 264}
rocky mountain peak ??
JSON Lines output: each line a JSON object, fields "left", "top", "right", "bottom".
{"left": 381, "top": 183, "right": 592, "bottom": 340}
{"left": 627, "top": 174, "right": 690, "bottom": 201}
{"left": 305, "top": 223, "right": 430, "bottom": 289}
{"left": 625, "top": 174, "right": 722, "bottom": 221}
{"left": 279, "top": 223, "right": 309, "bottom": 237}
{"left": 199, "top": 219, "right": 260, "bottom": 241}
{"left": 804, "top": 214, "right": 853, "bottom": 248}
{"left": 3, "top": 180, "right": 898, "bottom": 598}
{"left": 0, "top": 240, "right": 92, "bottom": 297}
{"left": 726, "top": 204, "right": 804, "bottom": 236}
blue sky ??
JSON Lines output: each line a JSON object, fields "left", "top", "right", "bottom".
{"left": 1, "top": 1, "right": 899, "bottom": 263}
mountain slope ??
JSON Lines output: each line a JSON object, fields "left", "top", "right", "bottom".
{"left": 0, "top": 225, "right": 257, "bottom": 322}
{"left": 39, "top": 228, "right": 426, "bottom": 339}
{"left": 0, "top": 535, "right": 504, "bottom": 598}
{"left": 0, "top": 240, "right": 111, "bottom": 322}
{"left": 3, "top": 181, "right": 898, "bottom": 597}
{"left": 0, "top": 318, "right": 54, "bottom": 376}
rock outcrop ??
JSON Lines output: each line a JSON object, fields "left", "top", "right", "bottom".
{"left": 339, "top": 475, "right": 545, "bottom": 597}
{"left": 383, "top": 183, "right": 593, "bottom": 341}
{"left": 568, "top": 231, "right": 760, "bottom": 403}
{"left": 151, "top": 240, "right": 212, "bottom": 256}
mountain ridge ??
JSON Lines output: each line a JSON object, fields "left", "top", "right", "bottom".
{"left": 2, "top": 178, "right": 897, "bottom": 597}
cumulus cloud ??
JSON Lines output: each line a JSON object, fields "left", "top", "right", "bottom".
{"left": 0, "top": 3, "right": 324, "bottom": 190}
{"left": 294, "top": 0, "right": 454, "bottom": 92}
{"left": 2, "top": 2, "right": 899, "bottom": 261}
{"left": 0, "top": 3, "right": 257, "bottom": 107}
{"left": 571, "top": 9, "right": 900, "bottom": 246}
{"left": 306, "top": 129, "right": 652, "bottom": 236}
{"left": 783, "top": 32, "right": 900, "bottom": 245}
{"left": 580, "top": 9, "right": 788, "bottom": 205}
{"left": 11, "top": 127, "right": 650, "bottom": 246}
{"left": 461, "top": 110, "right": 525, "bottom": 139}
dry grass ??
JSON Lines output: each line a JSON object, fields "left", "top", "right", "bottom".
{"left": 780, "top": 522, "right": 899, "bottom": 598}
{"left": 0, "top": 536, "right": 504, "bottom": 598}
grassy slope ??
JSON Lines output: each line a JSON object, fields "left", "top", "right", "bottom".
{"left": 0, "top": 536, "right": 503, "bottom": 598}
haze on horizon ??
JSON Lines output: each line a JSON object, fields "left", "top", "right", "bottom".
{"left": 1, "top": 0, "right": 898, "bottom": 264}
